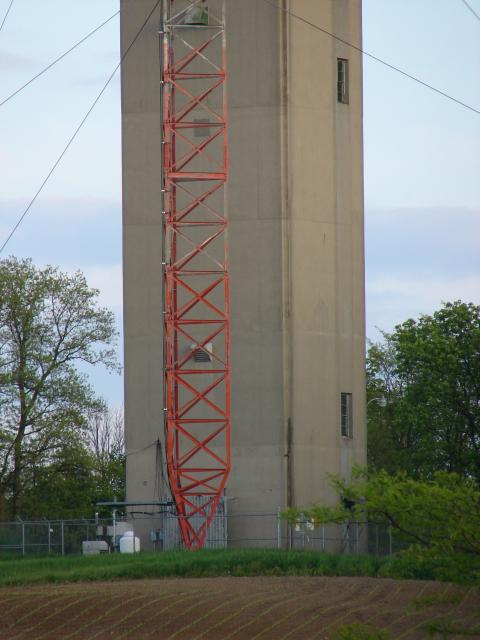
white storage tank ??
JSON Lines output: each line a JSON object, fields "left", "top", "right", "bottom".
{"left": 119, "top": 530, "right": 141, "bottom": 553}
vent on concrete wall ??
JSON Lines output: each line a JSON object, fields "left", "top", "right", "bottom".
{"left": 191, "top": 342, "right": 213, "bottom": 363}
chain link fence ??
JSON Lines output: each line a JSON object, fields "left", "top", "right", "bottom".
{"left": 0, "top": 513, "right": 401, "bottom": 557}
{"left": 0, "top": 519, "right": 100, "bottom": 556}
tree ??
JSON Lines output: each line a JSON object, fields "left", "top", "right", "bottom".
{"left": 367, "top": 301, "right": 480, "bottom": 482}
{"left": 20, "top": 436, "right": 97, "bottom": 519}
{"left": 87, "top": 407, "right": 125, "bottom": 512}
{"left": 19, "top": 409, "right": 126, "bottom": 519}
{"left": 283, "top": 469, "right": 480, "bottom": 558}
{"left": 366, "top": 335, "right": 407, "bottom": 474}
{"left": 0, "top": 257, "right": 118, "bottom": 517}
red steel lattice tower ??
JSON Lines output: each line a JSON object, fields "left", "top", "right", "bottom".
{"left": 160, "top": 0, "right": 230, "bottom": 549}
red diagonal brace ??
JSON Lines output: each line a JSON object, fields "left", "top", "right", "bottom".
{"left": 162, "top": 0, "right": 230, "bottom": 551}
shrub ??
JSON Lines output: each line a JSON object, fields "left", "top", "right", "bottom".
{"left": 334, "top": 623, "right": 391, "bottom": 640}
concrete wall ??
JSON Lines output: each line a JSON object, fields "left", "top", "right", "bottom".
{"left": 121, "top": 0, "right": 164, "bottom": 544}
{"left": 121, "top": 0, "right": 366, "bottom": 548}
{"left": 226, "top": 0, "right": 285, "bottom": 545}
{"left": 286, "top": 0, "right": 366, "bottom": 511}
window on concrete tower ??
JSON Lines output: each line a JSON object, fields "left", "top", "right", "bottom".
{"left": 341, "top": 392, "right": 353, "bottom": 438}
{"left": 337, "top": 58, "right": 349, "bottom": 104}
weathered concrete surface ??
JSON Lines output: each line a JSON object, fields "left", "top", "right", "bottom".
{"left": 121, "top": 0, "right": 366, "bottom": 548}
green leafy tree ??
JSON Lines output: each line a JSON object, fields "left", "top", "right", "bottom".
{"left": 284, "top": 469, "right": 480, "bottom": 558}
{"left": 14, "top": 408, "right": 125, "bottom": 519}
{"left": 0, "top": 257, "right": 119, "bottom": 518}
{"left": 367, "top": 301, "right": 480, "bottom": 481}
{"left": 366, "top": 335, "right": 407, "bottom": 473}
{"left": 20, "top": 436, "right": 97, "bottom": 519}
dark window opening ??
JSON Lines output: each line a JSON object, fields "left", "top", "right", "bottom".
{"left": 337, "top": 58, "right": 349, "bottom": 104}
{"left": 341, "top": 392, "right": 353, "bottom": 438}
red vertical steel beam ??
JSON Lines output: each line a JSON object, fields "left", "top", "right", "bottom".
{"left": 160, "top": 0, "right": 230, "bottom": 550}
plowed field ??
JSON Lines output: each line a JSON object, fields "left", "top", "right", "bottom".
{"left": 0, "top": 577, "right": 478, "bottom": 639}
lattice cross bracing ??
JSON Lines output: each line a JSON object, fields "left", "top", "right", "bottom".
{"left": 160, "top": 0, "right": 230, "bottom": 550}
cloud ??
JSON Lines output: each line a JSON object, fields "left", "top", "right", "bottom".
{"left": 366, "top": 205, "right": 480, "bottom": 338}
{"left": 0, "top": 50, "right": 39, "bottom": 71}
{"left": 366, "top": 206, "right": 480, "bottom": 278}
{"left": 368, "top": 274, "right": 480, "bottom": 303}
{"left": 0, "top": 196, "right": 122, "bottom": 266}
{"left": 366, "top": 273, "right": 480, "bottom": 338}
{"left": 0, "top": 195, "right": 120, "bottom": 220}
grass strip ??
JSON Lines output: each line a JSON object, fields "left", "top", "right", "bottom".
{"left": 0, "top": 550, "right": 385, "bottom": 586}
{"left": 0, "top": 549, "right": 477, "bottom": 587}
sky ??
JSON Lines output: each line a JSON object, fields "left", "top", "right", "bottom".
{"left": 0, "top": 0, "right": 479, "bottom": 407}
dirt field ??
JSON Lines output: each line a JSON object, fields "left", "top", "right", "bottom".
{"left": 0, "top": 577, "right": 478, "bottom": 639}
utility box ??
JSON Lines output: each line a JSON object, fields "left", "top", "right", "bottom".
{"left": 82, "top": 540, "right": 110, "bottom": 555}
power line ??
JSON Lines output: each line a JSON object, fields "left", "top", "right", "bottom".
{"left": 0, "top": 0, "right": 162, "bottom": 256}
{"left": 262, "top": 0, "right": 480, "bottom": 116}
{"left": 460, "top": 0, "right": 480, "bottom": 22}
{"left": 0, "top": 0, "right": 14, "bottom": 34}
{"left": 0, "top": 11, "right": 120, "bottom": 108}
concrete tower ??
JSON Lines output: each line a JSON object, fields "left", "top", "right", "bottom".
{"left": 121, "top": 0, "right": 366, "bottom": 547}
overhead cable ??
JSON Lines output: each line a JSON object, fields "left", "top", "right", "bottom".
{"left": 0, "top": 0, "right": 14, "bottom": 34}
{"left": 262, "top": 0, "right": 480, "bottom": 116}
{"left": 0, "top": 11, "right": 120, "bottom": 108}
{"left": 0, "top": 0, "right": 162, "bottom": 256}
{"left": 460, "top": 0, "right": 480, "bottom": 22}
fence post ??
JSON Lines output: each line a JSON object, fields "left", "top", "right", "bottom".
{"left": 375, "top": 524, "right": 379, "bottom": 556}
{"left": 21, "top": 521, "right": 25, "bottom": 557}
{"left": 277, "top": 508, "right": 281, "bottom": 549}
{"left": 48, "top": 522, "right": 51, "bottom": 554}
{"left": 388, "top": 524, "right": 393, "bottom": 556}
{"left": 113, "top": 509, "right": 117, "bottom": 552}
{"left": 61, "top": 521, "right": 65, "bottom": 556}
{"left": 321, "top": 523, "right": 325, "bottom": 552}
{"left": 224, "top": 491, "right": 228, "bottom": 550}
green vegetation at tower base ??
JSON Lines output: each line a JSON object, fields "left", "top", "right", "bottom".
{"left": 0, "top": 549, "right": 478, "bottom": 587}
